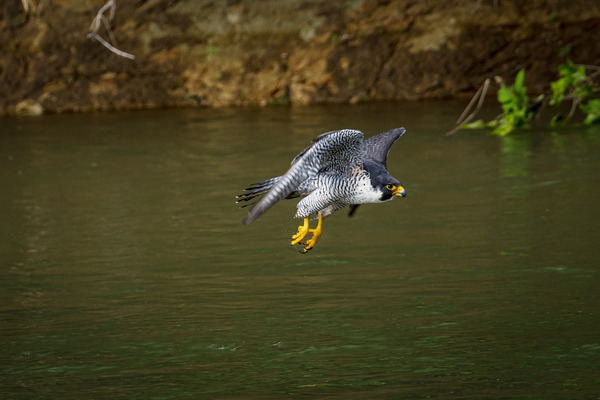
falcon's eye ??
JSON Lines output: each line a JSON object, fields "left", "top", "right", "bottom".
{"left": 386, "top": 184, "right": 396, "bottom": 191}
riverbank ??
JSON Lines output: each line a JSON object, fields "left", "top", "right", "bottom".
{"left": 2, "top": 0, "right": 599, "bottom": 116}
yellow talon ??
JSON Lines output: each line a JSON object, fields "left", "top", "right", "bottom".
{"left": 291, "top": 218, "right": 310, "bottom": 245}
{"left": 302, "top": 213, "right": 323, "bottom": 252}
{"left": 290, "top": 213, "right": 324, "bottom": 252}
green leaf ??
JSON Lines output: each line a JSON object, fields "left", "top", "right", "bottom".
{"left": 462, "top": 119, "right": 486, "bottom": 129}
{"left": 550, "top": 78, "right": 568, "bottom": 105}
{"left": 557, "top": 59, "right": 579, "bottom": 78}
{"left": 550, "top": 114, "right": 566, "bottom": 127}
{"left": 497, "top": 85, "right": 514, "bottom": 104}
{"left": 493, "top": 113, "right": 517, "bottom": 136}
{"left": 571, "top": 65, "right": 587, "bottom": 84}
{"left": 573, "top": 84, "right": 591, "bottom": 102}
{"left": 579, "top": 99, "right": 600, "bottom": 125}
{"left": 559, "top": 44, "right": 572, "bottom": 58}
{"left": 514, "top": 68, "right": 526, "bottom": 92}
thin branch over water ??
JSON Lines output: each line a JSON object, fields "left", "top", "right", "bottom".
{"left": 446, "top": 78, "right": 490, "bottom": 136}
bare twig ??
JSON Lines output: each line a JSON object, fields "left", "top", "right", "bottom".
{"left": 564, "top": 98, "right": 579, "bottom": 124}
{"left": 87, "top": 0, "right": 135, "bottom": 60}
{"left": 20, "top": 0, "right": 46, "bottom": 17}
{"left": 87, "top": 33, "right": 136, "bottom": 60}
{"left": 446, "top": 78, "right": 491, "bottom": 136}
{"left": 584, "top": 66, "right": 600, "bottom": 82}
{"left": 36, "top": 0, "right": 46, "bottom": 17}
{"left": 579, "top": 64, "right": 600, "bottom": 72}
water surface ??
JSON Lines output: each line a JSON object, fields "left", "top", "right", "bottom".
{"left": 1, "top": 103, "right": 599, "bottom": 399}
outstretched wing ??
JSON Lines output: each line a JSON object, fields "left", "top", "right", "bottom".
{"left": 348, "top": 127, "right": 406, "bottom": 218}
{"left": 242, "top": 129, "right": 364, "bottom": 225}
{"left": 363, "top": 127, "right": 405, "bottom": 168}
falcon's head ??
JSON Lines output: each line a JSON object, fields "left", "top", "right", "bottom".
{"left": 364, "top": 160, "right": 406, "bottom": 202}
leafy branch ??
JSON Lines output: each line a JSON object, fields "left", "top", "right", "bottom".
{"left": 549, "top": 60, "right": 600, "bottom": 126}
{"left": 448, "top": 60, "right": 600, "bottom": 136}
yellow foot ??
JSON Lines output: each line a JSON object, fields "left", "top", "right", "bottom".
{"left": 291, "top": 218, "right": 310, "bottom": 245}
{"left": 298, "top": 213, "right": 323, "bottom": 253}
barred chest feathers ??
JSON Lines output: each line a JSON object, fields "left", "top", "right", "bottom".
{"left": 346, "top": 168, "right": 387, "bottom": 204}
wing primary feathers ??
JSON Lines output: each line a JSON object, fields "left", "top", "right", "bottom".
{"left": 363, "top": 127, "right": 405, "bottom": 167}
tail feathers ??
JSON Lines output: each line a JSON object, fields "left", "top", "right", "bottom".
{"left": 236, "top": 177, "right": 281, "bottom": 208}
{"left": 236, "top": 176, "right": 302, "bottom": 209}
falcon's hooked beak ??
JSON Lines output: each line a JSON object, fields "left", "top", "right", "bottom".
{"left": 393, "top": 186, "right": 406, "bottom": 198}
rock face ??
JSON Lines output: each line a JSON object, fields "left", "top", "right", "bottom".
{"left": 1, "top": 0, "right": 599, "bottom": 115}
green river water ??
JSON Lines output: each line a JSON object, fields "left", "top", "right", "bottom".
{"left": 1, "top": 102, "right": 599, "bottom": 399}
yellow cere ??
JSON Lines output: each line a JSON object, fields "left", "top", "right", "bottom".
{"left": 393, "top": 186, "right": 405, "bottom": 196}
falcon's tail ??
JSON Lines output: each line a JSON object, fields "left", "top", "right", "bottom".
{"left": 236, "top": 177, "right": 281, "bottom": 208}
{"left": 236, "top": 176, "right": 303, "bottom": 209}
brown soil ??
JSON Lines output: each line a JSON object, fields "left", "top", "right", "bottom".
{"left": 1, "top": 0, "right": 599, "bottom": 116}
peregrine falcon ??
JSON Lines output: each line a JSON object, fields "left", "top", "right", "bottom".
{"left": 236, "top": 127, "right": 406, "bottom": 252}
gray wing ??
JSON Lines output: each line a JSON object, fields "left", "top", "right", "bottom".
{"left": 363, "top": 127, "right": 405, "bottom": 168}
{"left": 348, "top": 127, "right": 405, "bottom": 218}
{"left": 242, "top": 129, "right": 364, "bottom": 225}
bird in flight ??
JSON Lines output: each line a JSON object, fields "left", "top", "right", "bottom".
{"left": 236, "top": 127, "right": 406, "bottom": 252}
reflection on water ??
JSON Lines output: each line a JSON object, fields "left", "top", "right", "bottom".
{"left": 1, "top": 103, "right": 599, "bottom": 399}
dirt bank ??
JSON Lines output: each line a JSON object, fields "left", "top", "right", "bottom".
{"left": 1, "top": 0, "right": 599, "bottom": 116}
